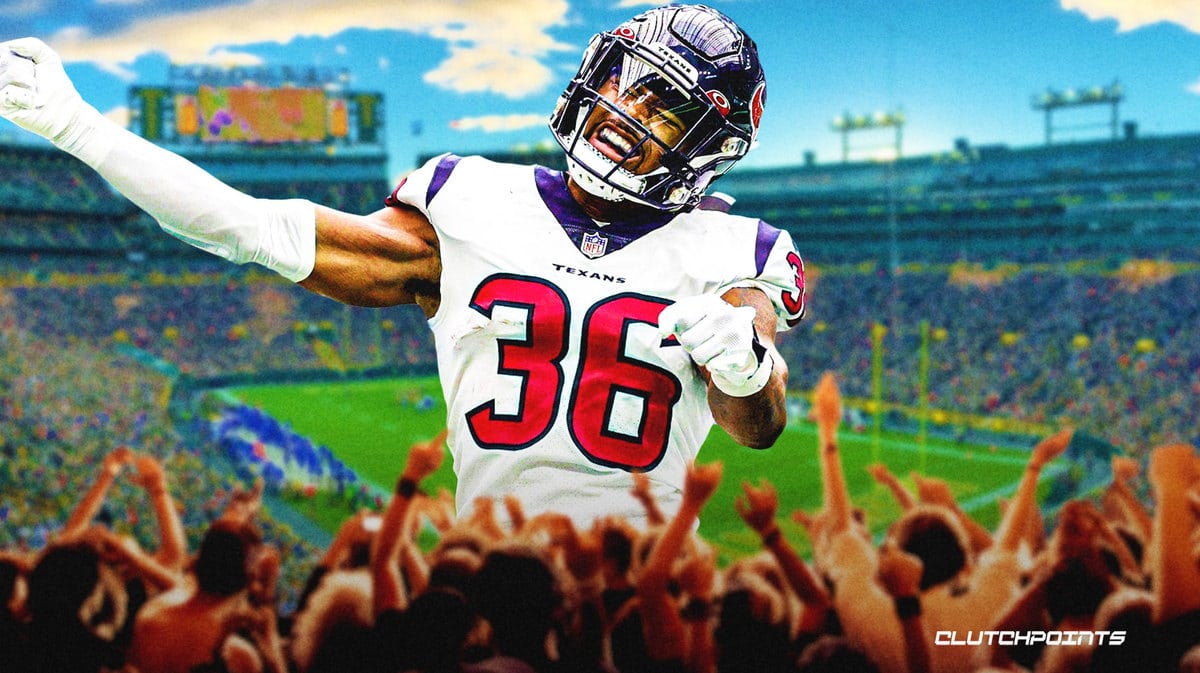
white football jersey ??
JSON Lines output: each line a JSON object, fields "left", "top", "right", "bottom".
{"left": 387, "top": 154, "right": 805, "bottom": 526}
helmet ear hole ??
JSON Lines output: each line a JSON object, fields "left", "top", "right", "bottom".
{"left": 548, "top": 4, "right": 764, "bottom": 211}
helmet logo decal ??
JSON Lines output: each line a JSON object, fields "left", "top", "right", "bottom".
{"left": 615, "top": 26, "right": 637, "bottom": 39}
{"left": 706, "top": 89, "right": 731, "bottom": 117}
{"left": 749, "top": 82, "right": 766, "bottom": 140}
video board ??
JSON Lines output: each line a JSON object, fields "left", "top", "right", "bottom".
{"left": 195, "top": 86, "right": 327, "bottom": 143}
{"left": 129, "top": 84, "right": 382, "bottom": 148}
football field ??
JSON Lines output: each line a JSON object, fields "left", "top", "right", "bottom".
{"left": 231, "top": 376, "right": 1034, "bottom": 561}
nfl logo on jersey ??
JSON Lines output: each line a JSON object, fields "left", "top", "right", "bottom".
{"left": 580, "top": 231, "right": 608, "bottom": 259}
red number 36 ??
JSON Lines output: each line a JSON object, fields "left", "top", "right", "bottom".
{"left": 465, "top": 274, "right": 682, "bottom": 471}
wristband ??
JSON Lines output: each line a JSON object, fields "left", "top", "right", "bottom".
{"left": 893, "top": 595, "right": 921, "bottom": 619}
{"left": 396, "top": 478, "right": 418, "bottom": 499}
{"left": 711, "top": 349, "right": 774, "bottom": 398}
{"left": 761, "top": 526, "right": 782, "bottom": 547}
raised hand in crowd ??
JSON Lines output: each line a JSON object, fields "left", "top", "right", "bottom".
{"left": 631, "top": 470, "right": 668, "bottom": 527}
{"left": 372, "top": 430, "right": 447, "bottom": 616}
{"left": 61, "top": 445, "right": 134, "bottom": 539}
{"left": 868, "top": 463, "right": 916, "bottom": 511}
{"left": 638, "top": 460, "right": 723, "bottom": 666}
{"left": 132, "top": 453, "right": 188, "bottom": 573}
{"left": 736, "top": 478, "right": 830, "bottom": 631}
{"left": 878, "top": 544, "right": 930, "bottom": 673}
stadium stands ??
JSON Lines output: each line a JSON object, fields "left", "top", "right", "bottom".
{"left": 718, "top": 132, "right": 1200, "bottom": 263}
{"left": 3, "top": 124, "right": 1200, "bottom": 672}
{"left": 0, "top": 139, "right": 389, "bottom": 259}
{"left": 4, "top": 129, "right": 1200, "bottom": 452}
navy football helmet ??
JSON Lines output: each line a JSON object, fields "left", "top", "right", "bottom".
{"left": 549, "top": 4, "right": 766, "bottom": 211}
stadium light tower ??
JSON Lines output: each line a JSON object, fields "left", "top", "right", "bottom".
{"left": 831, "top": 108, "right": 905, "bottom": 163}
{"left": 1031, "top": 80, "right": 1123, "bottom": 145}
{"left": 831, "top": 108, "right": 905, "bottom": 290}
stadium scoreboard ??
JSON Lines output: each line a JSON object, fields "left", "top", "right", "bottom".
{"left": 128, "top": 64, "right": 384, "bottom": 150}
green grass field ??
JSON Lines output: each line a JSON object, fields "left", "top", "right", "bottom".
{"left": 231, "top": 377, "right": 1033, "bottom": 562}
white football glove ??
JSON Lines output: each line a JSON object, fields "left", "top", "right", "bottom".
{"left": 0, "top": 38, "right": 110, "bottom": 165}
{"left": 658, "top": 294, "right": 774, "bottom": 397}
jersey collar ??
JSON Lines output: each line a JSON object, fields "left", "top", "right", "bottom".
{"left": 534, "top": 166, "right": 675, "bottom": 260}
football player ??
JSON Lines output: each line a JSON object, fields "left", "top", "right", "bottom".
{"left": 0, "top": 4, "right": 805, "bottom": 526}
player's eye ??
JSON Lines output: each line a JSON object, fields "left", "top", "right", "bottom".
{"left": 646, "top": 110, "right": 685, "bottom": 135}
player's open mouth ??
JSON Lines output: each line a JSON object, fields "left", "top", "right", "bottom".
{"left": 589, "top": 121, "right": 641, "bottom": 165}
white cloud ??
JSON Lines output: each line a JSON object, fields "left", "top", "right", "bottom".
{"left": 1060, "top": 0, "right": 1200, "bottom": 33}
{"left": 204, "top": 48, "right": 266, "bottom": 68}
{"left": 425, "top": 45, "right": 556, "bottom": 99}
{"left": 1188, "top": 79, "right": 1200, "bottom": 95}
{"left": 46, "top": 0, "right": 573, "bottom": 98}
{"left": 449, "top": 113, "right": 547, "bottom": 133}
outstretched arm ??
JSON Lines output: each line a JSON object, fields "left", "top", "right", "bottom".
{"left": 89, "top": 527, "right": 180, "bottom": 592}
{"left": 61, "top": 446, "right": 133, "bottom": 539}
{"left": 132, "top": 454, "right": 189, "bottom": 572}
{"left": 372, "top": 430, "right": 446, "bottom": 617}
{"left": 630, "top": 471, "right": 667, "bottom": 527}
{"left": 869, "top": 464, "right": 916, "bottom": 511}
{"left": 301, "top": 203, "right": 440, "bottom": 311}
{"left": 813, "top": 372, "right": 853, "bottom": 536}
{"left": 638, "top": 461, "right": 723, "bottom": 663}
{"left": 735, "top": 479, "right": 830, "bottom": 618}
{"left": 994, "top": 429, "right": 1072, "bottom": 553}
{"left": 1106, "top": 455, "right": 1153, "bottom": 542}
{"left": 1148, "top": 443, "right": 1200, "bottom": 624}
{"left": 0, "top": 38, "right": 438, "bottom": 310}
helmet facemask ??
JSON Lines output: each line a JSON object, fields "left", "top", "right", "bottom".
{"left": 550, "top": 21, "right": 757, "bottom": 212}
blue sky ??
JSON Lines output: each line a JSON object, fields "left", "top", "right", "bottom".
{"left": 2, "top": 0, "right": 1199, "bottom": 182}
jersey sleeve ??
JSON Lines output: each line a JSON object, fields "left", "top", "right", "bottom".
{"left": 717, "top": 221, "right": 807, "bottom": 332}
{"left": 384, "top": 153, "right": 462, "bottom": 216}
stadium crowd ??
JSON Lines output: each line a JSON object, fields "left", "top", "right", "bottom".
{"left": 7, "top": 250, "right": 1200, "bottom": 452}
{"left": 4, "top": 257, "right": 436, "bottom": 377}
{"left": 777, "top": 261, "right": 1200, "bottom": 452}
{"left": 2, "top": 361, "right": 1199, "bottom": 673}
{"left": 0, "top": 321, "right": 323, "bottom": 605}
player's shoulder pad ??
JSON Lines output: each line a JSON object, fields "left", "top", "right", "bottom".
{"left": 697, "top": 192, "right": 736, "bottom": 213}
{"left": 386, "top": 153, "right": 469, "bottom": 211}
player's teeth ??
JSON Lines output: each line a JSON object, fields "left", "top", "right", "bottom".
{"left": 600, "top": 128, "right": 632, "bottom": 153}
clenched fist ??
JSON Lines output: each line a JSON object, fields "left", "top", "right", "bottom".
{"left": 658, "top": 294, "right": 772, "bottom": 397}
{"left": 0, "top": 37, "right": 109, "bottom": 164}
